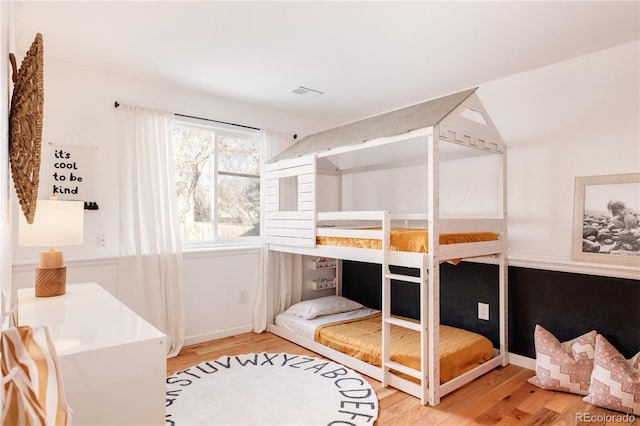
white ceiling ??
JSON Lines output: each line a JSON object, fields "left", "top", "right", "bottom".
{"left": 14, "top": 1, "right": 640, "bottom": 125}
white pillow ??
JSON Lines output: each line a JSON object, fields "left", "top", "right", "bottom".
{"left": 284, "top": 296, "right": 363, "bottom": 320}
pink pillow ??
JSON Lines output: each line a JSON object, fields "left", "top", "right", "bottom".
{"left": 528, "top": 325, "right": 596, "bottom": 395}
{"left": 583, "top": 334, "right": 640, "bottom": 415}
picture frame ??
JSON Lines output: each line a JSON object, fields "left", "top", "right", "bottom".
{"left": 572, "top": 173, "right": 640, "bottom": 267}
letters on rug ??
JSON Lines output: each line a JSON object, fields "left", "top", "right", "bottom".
{"left": 166, "top": 352, "right": 379, "bottom": 425}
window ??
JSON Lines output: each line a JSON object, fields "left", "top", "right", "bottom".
{"left": 172, "top": 121, "right": 260, "bottom": 246}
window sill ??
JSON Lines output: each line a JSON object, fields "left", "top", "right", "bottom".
{"left": 182, "top": 244, "right": 261, "bottom": 259}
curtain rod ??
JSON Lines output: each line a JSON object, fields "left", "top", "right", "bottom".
{"left": 113, "top": 101, "right": 260, "bottom": 131}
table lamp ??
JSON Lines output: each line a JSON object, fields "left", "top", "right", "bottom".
{"left": 18, "top": 198, "right": 84, "bottom": 297}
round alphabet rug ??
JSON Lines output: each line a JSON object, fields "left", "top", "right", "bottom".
{"left": 166, "top": 352, "right": 379, "bottom": 426}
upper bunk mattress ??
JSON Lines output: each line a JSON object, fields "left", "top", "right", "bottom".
{"left": 316, "top": 228, "right": 498, "bottom": 253}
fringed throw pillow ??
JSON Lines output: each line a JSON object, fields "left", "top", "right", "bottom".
{"left": 528, "top": 324, "right": 596, "bottom": 395}
{"left": 0, "top": 325, "right": 71, "bottom": 425}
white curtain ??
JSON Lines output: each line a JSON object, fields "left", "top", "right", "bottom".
{"left": 116, "top": 104, "right": 186, "bottom": 357}
{"left": 253, "top": 129, "right": 302, "bottom": 333}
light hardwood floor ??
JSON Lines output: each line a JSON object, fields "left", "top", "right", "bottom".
{"left": 167, "top": 332, "right": 637, "bottom": 426}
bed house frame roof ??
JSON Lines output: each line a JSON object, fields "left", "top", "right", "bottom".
{"left": 268, "top": 87, "right": 505, "bottom": 165}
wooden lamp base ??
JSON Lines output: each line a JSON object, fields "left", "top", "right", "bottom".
{"left": 35, "top": 266, "right": 66, "bottom": 297}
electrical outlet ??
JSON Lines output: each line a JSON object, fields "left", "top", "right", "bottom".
{"left": 97, "top": 233, "right": 106, "bottom": 248}
{"left": 478, "top": 302, "right": 489, "bottom": 321}
{"left": 239, "top": 290, "right": 247, "bottom": 304}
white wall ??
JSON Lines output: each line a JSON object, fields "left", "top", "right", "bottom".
{"left": 11, "top": 57, "right": 329, "bottom": 264}
{"left": 479, "top": 41, "right": 639, "bottom": 267}
{"left": 0, "top": 2, "right": 12, "bottom": 328}
{"left": 10, "top": 57, "right": 331, "bottom": 344}
{"left": 11, "top": 41, "right": 639, "bottom": 346}
{"left": 344, "top": 153, "right": 501, "bottom": 217}
{"left": 344, "top": 41, "right": 639, "bottom": 278}
{"left": 180, "top": 248, "right": 261, "bottom": 345}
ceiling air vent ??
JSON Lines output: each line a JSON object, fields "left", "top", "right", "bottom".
{"left": 291, "top": 86, "right": 324, "bottom": 98}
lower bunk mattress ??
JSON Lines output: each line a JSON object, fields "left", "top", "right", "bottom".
{"left": 275, "top": 298, "right": 494, "bottom": 384}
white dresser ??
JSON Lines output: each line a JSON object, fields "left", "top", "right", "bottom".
{"left": 18, "top": 282, "right": 166, "bottom": 425}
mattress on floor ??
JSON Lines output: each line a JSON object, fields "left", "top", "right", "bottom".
{"left": 276, "top": 309, "right": 494, "bottom": 384}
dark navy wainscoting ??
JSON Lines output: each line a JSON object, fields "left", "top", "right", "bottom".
{"left": 509, "top": 267, "right": 639, "bottom": 359}
{"left": 341, "top": 260, "right": 639, "bottom": 359}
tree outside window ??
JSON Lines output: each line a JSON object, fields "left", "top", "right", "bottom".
{"left": 172, "top": 122, "right": 260, "bottom": 245}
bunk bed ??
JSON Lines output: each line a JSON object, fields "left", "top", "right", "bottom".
{"left": 264, "top": 87, "right": 508, "bottom": 406}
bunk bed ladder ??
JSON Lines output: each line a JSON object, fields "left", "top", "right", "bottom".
{"left": 380, "top": 211, "right": 427, "bottom": 393}
{"left": 380, "top": 268, "right": 427, "bottom": 395}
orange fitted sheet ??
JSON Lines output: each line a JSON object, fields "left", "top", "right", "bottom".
{"left": 316, "top": 228, "right": 498, "bottom": 253}
{"left": 314, "top": 313, "right": 494, "bottom": 384}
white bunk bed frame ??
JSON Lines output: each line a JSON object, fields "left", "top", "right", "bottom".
{"left": 264, "top": 88, "right": 508, "bottom": 406}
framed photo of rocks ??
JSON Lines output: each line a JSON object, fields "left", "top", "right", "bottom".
{"left": 572, "top": 173, "right": 640, "bottom": 267}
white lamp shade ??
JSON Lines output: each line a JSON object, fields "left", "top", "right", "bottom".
{"left": 19, "top": 200, "right": 84, "bottom": 247}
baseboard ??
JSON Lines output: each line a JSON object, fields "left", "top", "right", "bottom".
{"left": 184, "top": 324, "right": 254, "bottom": 347}
{"left": 508, "top": 352, "right": 535, "bottom": 370}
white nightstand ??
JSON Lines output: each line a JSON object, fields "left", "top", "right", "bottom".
{"left": 18, "top": 282, "right": 166, "bottom": 425}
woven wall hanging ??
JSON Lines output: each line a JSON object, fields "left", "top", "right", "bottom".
{"left": 9, "top": 33, "right": 44, "bottom": 224}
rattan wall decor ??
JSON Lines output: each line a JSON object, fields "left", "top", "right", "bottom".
{"left": 9, "top": 33, "right": 44, "bottom": 224}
